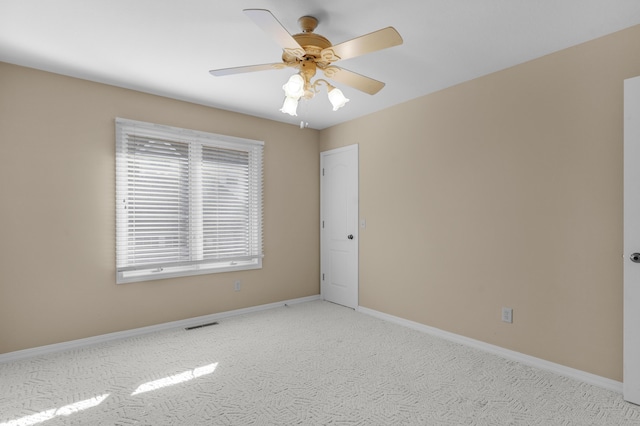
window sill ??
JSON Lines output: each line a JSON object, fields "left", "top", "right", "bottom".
{"left": 116, "top": 259, "right": 262, "bottom": 284}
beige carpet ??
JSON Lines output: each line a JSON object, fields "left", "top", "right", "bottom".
{"left": 1, "top": 300, "right": 639, "bottom": 425}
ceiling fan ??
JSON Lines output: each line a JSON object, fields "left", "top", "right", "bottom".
{"left": 209, "top": 9, "right": 403, "bottom": 116}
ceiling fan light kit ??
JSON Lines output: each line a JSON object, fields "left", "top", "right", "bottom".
{"left": 209, "top": 9, "right": 402, "bottom": 120}
{"left": 280, "top": 64, "right": 350, "bottom": 115}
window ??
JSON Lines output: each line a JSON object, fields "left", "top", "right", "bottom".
{"left": 115, "top": 118, "right": 263, "bottom": 284}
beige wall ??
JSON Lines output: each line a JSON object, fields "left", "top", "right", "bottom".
{"left": 0, "top": 62, "right": 320, "bottom": 354}
{"left": 319, "top": 25, "right": 640, "bottom": 381}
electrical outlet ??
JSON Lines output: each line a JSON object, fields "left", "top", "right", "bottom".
{"left": 234, "top": 280, "right": 241, "bottom": 292}
{"left": 501, "top": 307, "right": 513, "bottom": 323}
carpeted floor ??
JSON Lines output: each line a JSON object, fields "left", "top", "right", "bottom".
{"left": 1, "top": 300, "right": 639, "bottom": 425}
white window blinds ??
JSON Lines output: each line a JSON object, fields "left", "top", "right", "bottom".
{"left": 115, "top": 118, "right": 263, "bottom": 284}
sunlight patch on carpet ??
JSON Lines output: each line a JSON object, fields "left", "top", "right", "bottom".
{"left": 0, "top": 394, "right": 110, "bottom": 426}
{"left": 131, "top": 362, "right": 218, "bottom": 396}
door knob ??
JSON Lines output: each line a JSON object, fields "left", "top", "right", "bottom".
{"left": 632, "top": 253, "right": 640, "bottom": 263}
{"left": 347, "top": 234, "right": 354, "bottom": 240}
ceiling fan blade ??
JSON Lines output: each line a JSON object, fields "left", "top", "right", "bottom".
{"left": 243, "top": 9, "right": 305, "bottom": 59}
{"left": 323, "top": 66, "right": 385, "bottom": 95}
{"left": 209, "top": 63, "right": 285, "bottom": 77}
{"left": 321, "top": 27, "right": 403, "bottom": 62}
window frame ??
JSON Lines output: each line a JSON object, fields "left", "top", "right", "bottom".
{"left": 115, "top": 118, "right": 264, "bottom": 284}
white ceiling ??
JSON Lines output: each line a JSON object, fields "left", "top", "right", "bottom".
{"left": 1, "top": 1, "right": 640, "bottom": 130}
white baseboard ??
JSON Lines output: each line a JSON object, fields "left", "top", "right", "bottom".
{"left": 356, "top": 305, "right": 623, "bottom": 394}
{"left": 0, "top": 294, "right": 321, "bottom": 364}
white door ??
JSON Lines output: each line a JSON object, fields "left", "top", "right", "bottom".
{"left": 624, "top": 75, "right": 640, "bottom": 405}
{"left": 321, "top": 145, "right": 359, "bottom": 309}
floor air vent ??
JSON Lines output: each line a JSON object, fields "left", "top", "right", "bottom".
{"left": 185, "top": 321, "right": 218, "bottom": 331}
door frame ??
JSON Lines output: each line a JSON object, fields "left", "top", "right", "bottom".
{"left": 320, "top": 144, "right": 359, "bottom": 308}
{"left": 624, "top": 75, "right": 640, "bottom": 405}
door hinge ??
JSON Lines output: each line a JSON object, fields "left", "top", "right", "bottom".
{"left": 322, "top": 273, "right": 325, "bottom": 281}
{"left": 322, "top": 220, "right": 324, "bottom": 229}
{"left": 322, "top": 168, "right": 325, "bottom": 176}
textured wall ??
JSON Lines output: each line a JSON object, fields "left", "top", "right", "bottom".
{"left": 319, "top": 25, "right": 640, "bottom": 381}
{"left": 0, "top": 62, "right": 320, "bottom": 354}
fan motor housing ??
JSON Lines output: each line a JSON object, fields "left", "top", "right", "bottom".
{"left": 282, "top": 15, "right": 332, "bottom": 63}
{"left": 282, "top": 33, "right": 332, "bottom": 62}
